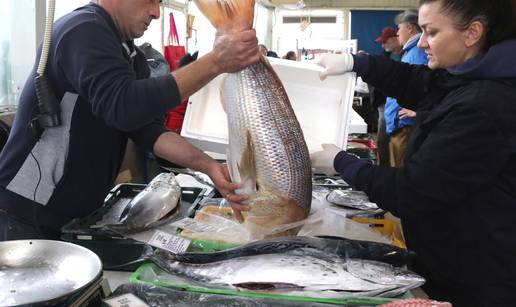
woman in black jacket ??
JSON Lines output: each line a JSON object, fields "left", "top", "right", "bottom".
{"left": 309, "top": 0, "right": 516, "bottom": 305}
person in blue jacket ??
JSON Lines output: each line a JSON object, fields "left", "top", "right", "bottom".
{"left": 309, "top": 0, "right": 516, "bottom": 305}
{"left": 0, "top": 0, "right": 258, "bottom": 240}
{"left": 384, "top": 10, "right": 428, "bottom": 167}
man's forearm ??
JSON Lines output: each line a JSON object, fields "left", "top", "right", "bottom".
{"left": 172, "top": 52, "right": 220, "bottom": 101}
{"left": 153, "top": 131, "right": 216, "bottom": 174}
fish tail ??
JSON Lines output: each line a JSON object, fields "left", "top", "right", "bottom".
{"left": 193, "top": 0, "right": 255, "bottom": 32}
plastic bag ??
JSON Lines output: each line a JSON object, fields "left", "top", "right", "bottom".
{"left": 176, "top": 198, "right": 319, "bottom": 244}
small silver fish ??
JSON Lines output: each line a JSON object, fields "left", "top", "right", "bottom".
{"left": 327, "top": 189, "right": 379, "bottom": 211}
{"left": 118, "top": 172, "right": 181, "bottom": 232}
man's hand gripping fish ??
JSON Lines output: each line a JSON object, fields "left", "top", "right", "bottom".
{"left": 194, "top": 0, "right": 312, "bottom": 239}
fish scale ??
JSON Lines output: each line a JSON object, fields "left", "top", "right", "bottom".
{"left": 150, "top": 248, "right": 425, "bottom": 294}
{"left": 224, "top": 60, "right": 312, "bottom": 225}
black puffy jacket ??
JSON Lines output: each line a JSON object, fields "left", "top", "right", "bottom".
{"left": 350, "top": 39, "right": 516, "bottom": 306}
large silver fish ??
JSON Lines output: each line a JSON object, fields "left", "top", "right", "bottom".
{"left": 172, "top": 236, "right": 415, "bottom": 267}
{"left": 194, "top": 0, "right": 312, "bottom": 239}
{"left": 150, "top": 248, "right": 424, "bottom": 295}
{"left": 117, "top": 172, "right": 181, "bottom": 232}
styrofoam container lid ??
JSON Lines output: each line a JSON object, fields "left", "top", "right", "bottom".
{"left": 181, "top": 57, "right": 357, "bottom": 155}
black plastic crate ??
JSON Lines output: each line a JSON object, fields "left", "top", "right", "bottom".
{"left": 61, "top": 183, "right": 205, "bottom": 270}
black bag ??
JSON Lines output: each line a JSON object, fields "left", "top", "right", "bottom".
{"left": 138, "top": 43, "right": 171, "bottom": 78}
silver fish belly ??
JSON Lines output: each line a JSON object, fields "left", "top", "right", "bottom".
{"left": 118, "top": 172, "right": 181, "bottom": 231}
{"left": 224, "top": 59, "right": 312, "bottom": 236}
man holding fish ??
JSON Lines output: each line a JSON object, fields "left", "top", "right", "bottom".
{"left": 0, "top": 0, "right": 257, "bottom": 240}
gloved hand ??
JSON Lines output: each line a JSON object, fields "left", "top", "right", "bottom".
{"left": 333, "top": 150, "right": 368, "bottom": 186}
{"left": 314, "top": 53, "right": 354, "bottom": 80}
{"left": 310, "top": 144, "right": 342, "bottom": 175}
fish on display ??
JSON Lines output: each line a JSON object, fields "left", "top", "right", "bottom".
{"left": 172, "top": 235, "right": 415, "bottom": 267}
{"left": 193, "top": 0, "right": 312, "bottom": 239}
{"left": 110, "top": 283, "right": 307, "bottom": 306}
{"left": 114, "top": 172, "right": 181, "bottom": 233}
{"left": 150, "top": 248, "right": 425, "bottom": 295}
{"left": 111, "top": 282, "right": 378, "bottom": 306}
{"left": 326, "top": 189, "right": 379, "bottom": 211}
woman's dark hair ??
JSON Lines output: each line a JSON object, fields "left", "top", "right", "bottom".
{"left": 284, "top": 51, "right": 296, "bottom": 60}
{"left": 266, "top": 50, "right": 279, "bottom": 58}
{"left": 420, "top": 0, "right": 516, "bottom": 50}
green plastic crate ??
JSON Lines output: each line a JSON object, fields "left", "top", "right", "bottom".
{"left": 130, "top": 262, "right": 405, "bottom": 306}
{"left": 61, "top": 183, "right": 205, "bottom": 270}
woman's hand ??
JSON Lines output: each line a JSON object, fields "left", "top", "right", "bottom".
{"left": 398, "top": 108, "right": 416, "bottom": 119}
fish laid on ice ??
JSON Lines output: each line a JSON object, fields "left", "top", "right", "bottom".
{"left": 116, "top": 172, "right": 181, "bottom": 232}
{"left": 194, "top": 0, "right": 312, "bottom": 239}
{"left": 173, "top": 235, "right": 415, "bottom": 267}
{"left": 150, "top": 248, "right": 424, "bottom": 295}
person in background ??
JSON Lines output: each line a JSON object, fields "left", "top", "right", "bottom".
{"left": 0, "top": 0, "right": 258, "bottom": 240}
{"left": 373, "top": 27, "right": 403, "bottom": 166}
{"left": 384, "top": 10, "right": 428, "bottom": 167}
{"left": 310, "top": 0, "right": 516, "bottom": 305}
{"left": 266, "top": 50, "right": 278, "bottom": 58}
{"left": 375, "top": 26, "right": 403, "bottom": 61}
{"left": 258, "top": 44, "right": 268, "bottom": 56}
{"left": 283, "top": 51, "right": 297, "bottom": 61}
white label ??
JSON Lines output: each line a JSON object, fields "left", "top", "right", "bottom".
{"left": 104, "top": 293, "right": 149, "bottom": 307}
{"left": 148, "top": 230, "right": 191, "bottom": 254}
{"left": 171, "top": 218, "right": 218, "bottom": 233}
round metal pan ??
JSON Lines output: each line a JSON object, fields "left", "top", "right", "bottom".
{"left": 0, "top": 240, "right": 102, "bottom": 306}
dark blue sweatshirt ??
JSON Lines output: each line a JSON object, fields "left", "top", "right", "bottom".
{"left": 0, "top": 3, "right": 180, "bottom": 230}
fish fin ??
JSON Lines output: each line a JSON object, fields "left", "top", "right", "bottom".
{"left": 193, "top": 0, "right": 255, "bottom": 32}
{"left": 219, "top": 74, "right": 227, "bottom": 114}
{"left": 226, "top": 147, "right": 240, "bottom": 184}
{"left": 237, "top": 130, "right": 258, "bottom": 195}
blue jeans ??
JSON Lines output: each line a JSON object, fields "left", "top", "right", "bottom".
{"left": 0, "top": 210, "right": 58, "bottom": 241}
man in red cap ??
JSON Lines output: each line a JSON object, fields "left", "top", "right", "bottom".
{"left": 375, "top": 27, "right": 402, "bottom": 61}
{"left": 372, "top": 27, "right": 403, "bottom": 166}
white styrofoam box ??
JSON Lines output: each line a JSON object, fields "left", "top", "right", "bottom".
{"left": 181, "top": 57, "right": 358, "bottom": 155}
{"left": 349, "top": 109, "right": 368, "bottom": 134}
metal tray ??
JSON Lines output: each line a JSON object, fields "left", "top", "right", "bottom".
{"left": 0, "top": 240, "right": 103, "bottom": 306}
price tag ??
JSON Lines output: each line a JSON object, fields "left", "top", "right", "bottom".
{"left": 104, "top": 293, "right": 149, "bottom": 307}
{"left": 147, "top": 230, "right": 191, "bottom": 253}
{"left": 172, "top": 218, "right": 218, "bottom": 233}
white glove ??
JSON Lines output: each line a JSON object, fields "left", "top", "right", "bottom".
{"left": 310, "top": 144, "right": 342, "bottom": 175}
{"left": 314, "top": 53, "right": 354, "bottom": 81}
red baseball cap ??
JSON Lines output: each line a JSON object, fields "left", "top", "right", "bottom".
{"left": 375, "top": 27, "right": 397, "bottom": 44}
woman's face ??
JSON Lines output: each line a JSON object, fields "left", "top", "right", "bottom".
{"left": 418, "top": 1, "right": 483, "bottom": 69}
